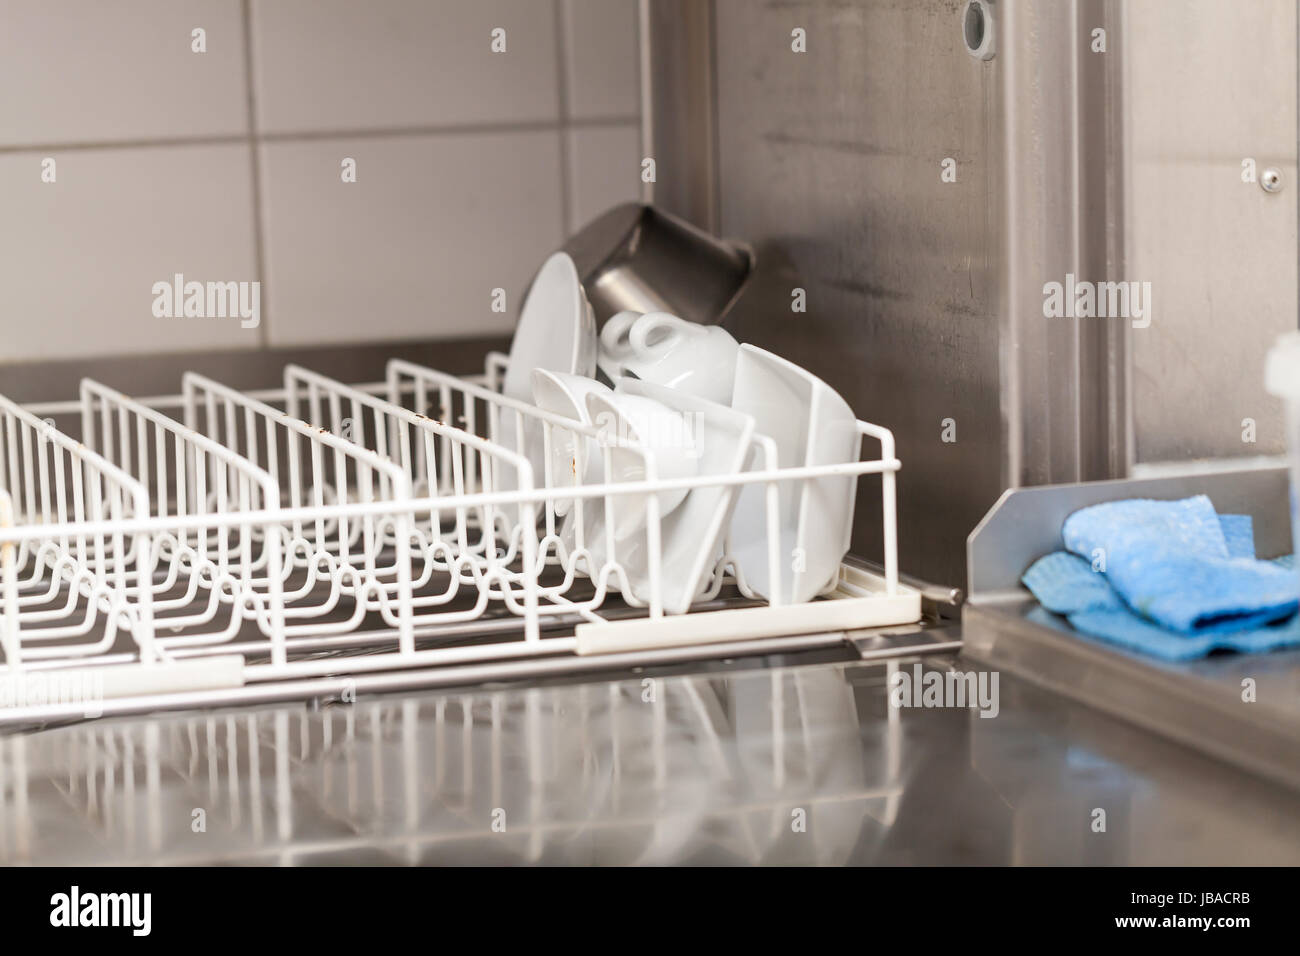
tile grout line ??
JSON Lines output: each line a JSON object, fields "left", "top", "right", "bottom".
{"left": 241, "top": 0, "right": 270, "bottom": 349}
{"left": 553, "top": 0, "right": 574, "bottom": 238}
{"left": 0, "top": 117, "right": 642, "bottom": 156}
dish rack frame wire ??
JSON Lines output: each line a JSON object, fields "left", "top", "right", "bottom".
{"left": 0, "top": 352, "right": 919, "bottom": 721}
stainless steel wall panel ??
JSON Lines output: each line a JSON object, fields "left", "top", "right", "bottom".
{"left": 998, "top": 0, "right": 1129, "bottom": 487}
{"left": 1122, "top": 0, "right": 1298, "bottom": 463}
{"left": 710, "top": 0, "right": 1005, "bottom": 587}
{"left": 650, "top": 0, "right": 1295, "bottom": 586}
{"left": 639, "top": 0, "right": 721, "bottom": 232}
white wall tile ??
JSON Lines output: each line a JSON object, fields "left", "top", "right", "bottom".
{"left": 0, "top": 145, "right": 260, "bottom": 362}
{"left": 251, "top": 0, "right": 560, "bottom": 135}
{"left": 0, "top": 0, "right": 643, "bottom": 365}
{"left": 561, "top": 0, "right": 640, "bottom": 120}
{"left": 0, "top": 0, "right": 248, "bottom": 147}
{"left": 259, "top": 131, "right": 564, "bottom": 347}
{"left": 566, "top": 124, "right": 642, "bottom": 231}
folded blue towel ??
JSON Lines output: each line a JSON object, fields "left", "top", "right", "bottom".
{"left": 1061, "top": 495, "right": 1299, "bottom": 634}
{"left": 1023, "top": 549, "right": 1300, "bottom": 661}
{"left": 1024, "top": 504, "right": 1300, "bottom": 671}
{"left": 1217, "top": 513, "right": 1258, "bottom": 560}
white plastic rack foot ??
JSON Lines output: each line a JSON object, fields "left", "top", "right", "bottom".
{"left": 0, "top": 353, "right": 919, "bottom": 722}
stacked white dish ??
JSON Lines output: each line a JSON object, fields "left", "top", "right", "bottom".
{"left": 507, "top": 252, "right": 862, "bottom": 612}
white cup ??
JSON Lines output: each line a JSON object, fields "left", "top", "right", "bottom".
{"left": 596, "top": 310, "right": 642, "bottom": 383}
{"left": 584, "top": 389, "right": 700, "bottom": 539}
{"left": 530, "top": 369, "right": 610, "bottom": 517}
{"left": 598, "top": 311, "right": 740, "bottom": 406}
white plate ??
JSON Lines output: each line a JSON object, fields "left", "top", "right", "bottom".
{"left": 728, "top": 344, "right": 858, "bottom": 604}
{"left": 604, "top": 379, "right": 755, "bottom": 614}
{"left": 497, "top": 252, "right": 597, "bottom": 515}
{"left": 503, "top": 252, "right": 597, "bottom": 401}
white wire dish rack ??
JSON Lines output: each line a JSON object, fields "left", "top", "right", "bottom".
{"left": 0, "top": 353, "right": 919, "bottom": 721}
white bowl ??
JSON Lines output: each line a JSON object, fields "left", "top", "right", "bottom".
{"left": 530, "top": 368, "right": 610, "bottom": 517}
{"left": 612, "top": 378, "right": 755, "bottom": 613}
{"left": 584, "top": 389, "right": 700, "bottom": 539}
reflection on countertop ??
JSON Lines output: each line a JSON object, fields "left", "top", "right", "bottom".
{"left": 2, "top": 656, "right": 1298, "bottom": 865}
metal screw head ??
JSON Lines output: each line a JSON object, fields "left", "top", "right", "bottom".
{"left": 1262, "top": 167, "right": 1283, "bottom": 193}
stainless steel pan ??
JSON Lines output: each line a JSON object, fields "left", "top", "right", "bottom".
{"left": 562, "top": 203, "right": 753, "bottom": 328}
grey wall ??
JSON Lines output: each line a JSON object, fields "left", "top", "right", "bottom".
{"left": 710, "top": 0, "right": 1005, "bottom": 589}
{"left": 1123, "top": 0, "right": 1298, "bottom": 464}
{"left": 697, "top": 0, "right": 1297, "bottom": 588}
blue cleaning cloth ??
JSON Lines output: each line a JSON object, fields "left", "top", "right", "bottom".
{"left": 1217, "top": 513, "right": 1257, "bottom": 560}
{"left": 1060, "top": 496, "right": 1299, "bottom": 634}
{"left": 1024, "top": 551, "right": 1300, "bottom": 661}
{"left": 1023, "top": 505, "right": 1300, "bottom": 662}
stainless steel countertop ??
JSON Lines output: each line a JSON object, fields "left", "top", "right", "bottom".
{"left": 3, "top": 646, "right": 1299, "bottom": 865}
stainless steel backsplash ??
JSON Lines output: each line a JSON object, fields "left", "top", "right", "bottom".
{"left": 644, "top": 0, "right": 1297, "bottom": 587}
